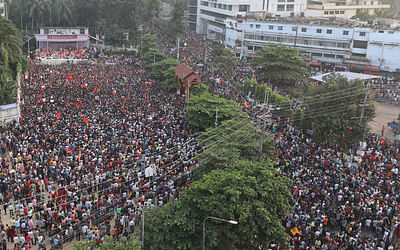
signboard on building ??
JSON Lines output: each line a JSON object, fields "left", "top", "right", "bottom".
{"left": 208, "top": 24, "right": 223, "bottom": 33}
{"left": 0, "top": 103, "right": 18, "bottom": 124}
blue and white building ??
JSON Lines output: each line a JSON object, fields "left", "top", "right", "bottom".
{"left": 226, "top": 18, "right": 400, "bottom": 75}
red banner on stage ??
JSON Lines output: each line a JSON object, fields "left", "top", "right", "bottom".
{"left": 47, "top": 35, "right": 78, "bottom": 39}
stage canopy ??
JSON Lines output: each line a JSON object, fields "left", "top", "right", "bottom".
{"left": 35, "top": 27, "right": 89, "bottom": 49}
{"left": 311, "top": 72, "right": 382, "bottom": 83}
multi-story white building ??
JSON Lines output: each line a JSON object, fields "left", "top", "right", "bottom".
{"left": 197, "top": 0, "right": 308, "bottom": 41}
{"left": 307, "top": 0, "right": 390, "bottom": 19}
{"left": 225, "top": 17, "right": 400, "bottom": 75}
{"left": 0, "top": 0, "right": 10, "bottom": 19}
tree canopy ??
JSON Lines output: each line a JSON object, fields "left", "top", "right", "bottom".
{"left": 295, "top": 74, "right": 375, "bottom": 147}
{"left": 145, "top": 160, "right": 293, "bottom": 250}
{"left": 250, "top": 44, "right": 309, "bottom": 86}
{"left": 194, "top": 117, "right": 274, "bottom": 179}
{"left": 0, "top": 16, "right": 25, "bottom": 105}
{"left": 212, "top": 46, "right": 235, "bottom": 79}
{"left": 186, "top": 91, "right": 243, "bottom": 130}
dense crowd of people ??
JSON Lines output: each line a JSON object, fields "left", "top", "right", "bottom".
{"left": 34, "top": 48, "right": 95, "bottom": 61}
{"left": 0, "top": 56, "right": 201, "bottom": 249}
{"left": 0, "top": 28, "right": 399, "bottom": 250}
{"left": 153, "top": 30, "right": 400, "bottom": 249}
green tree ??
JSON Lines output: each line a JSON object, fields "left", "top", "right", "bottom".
{"left": 0, "top": 74, "right": 17, "bottom": 105}
{"left": 143, "top": 48, "right": 167, "bottom": 70}
{"left": 150, "top": 58, "right": 179, "bottom": 80}
{"left": 140, "top": 33, "right": 157, "bottom": 56}
{"left": 53, "top": 0, "right": 74, "bottom": 26}
{"left": 169, "top": 0, "right": 186, "bottom": 38}
{"left": 297, "top": 74, "right": 375, "bottom": 148}
{"left": 73, "top": 236, "right": 141, "bottom": 250}
{"left": 145, "top": 160, "right": 293, "bottom": 250}
{"left": 213, "top": 48, "right": 235, "bottom": 79}
{"left": 162, "top": 66, "right": 179, "bottom": 90}
{"left": 194, "top": 117, "right": 274, "bottom": 179}
{"left": 190, "top": 83, "right": 209, "bottom": 97}
{"left": 251, "top": 44, "right": 309, "bottom": 87}
{"left": 186, "top": 92, "right": 243, "bottom": 130}
{"left": 0, "top": 16, "right": 23, "bottom": 78}
{"left": 351, "top": 10, "right": 374, "bottom": 21}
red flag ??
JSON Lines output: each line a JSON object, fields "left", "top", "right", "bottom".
{"left": 93, "top": 88, "right": 96, "bottom": 93}
{"left": 113, "top": 90, "right": 116, "bottom": 96}
{"left": 66, "top": 76, "right": 73, "bottom": 81}
{"left": 67, "top": 99, "right": 70, "bottom": 106}
{"left": 57, "top": 113, "right": 61, "bottom": 119}
{"left": 83, "top": 119, "right": 89, "bottom": 124}
{"left": 149, "top": 80, "right": 152, "bottom": 86}
{"left": 81, "top": 84, "right": 85, "bottom": 89}
{"left": 145, "top": 84, "right": 148, "bottom": 88}
{"left": 124, "top": 97, "right": 126, "bottom": 103}
{"left": 40, "top": 93, "right": 42, "bottom": 98}
{"left": 97, "top": 88, "right": 101, "bottom": 93}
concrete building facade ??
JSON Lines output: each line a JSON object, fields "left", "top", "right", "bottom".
{"left": 307, "top": 0, "right": 391, "bottom": 19}
{"left": 229, "top": 19, "right": 400, "bottom": 75}
{"left": 0, "top": 0, "right": 10, "bottom": 19}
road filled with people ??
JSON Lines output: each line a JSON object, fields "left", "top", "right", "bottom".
{"left": 0, "top": 30, "right": 398, "bottom": 250}
{"left": 154, "top": 31, "right": 400, "bottom": 249}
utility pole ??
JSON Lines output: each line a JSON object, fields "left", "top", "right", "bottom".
{"left": 294, "top": 26, "right": 298, "bottom": 47}
{"left": 215, "top": 107, "right": 218, "bottom": 128}
{"left": 177, "top": 37, "right": 180, "bottom": 61}
{"left": 359, "top": 81, "right": 370, "bottom": 147}
{"left": 258, "top": 91, "right": 270, "bottom": 160}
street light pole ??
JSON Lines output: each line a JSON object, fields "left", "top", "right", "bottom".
{"left": 140, "top": 209, "right": 155, "bottom": 249}
{"left": 202, "top": 216, "right": 238, "bottom": 250}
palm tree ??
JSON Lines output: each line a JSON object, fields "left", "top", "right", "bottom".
{"left": 0, "top": 74, "right": 17, "bottom": 105}
{"left": 0, "top": 17, "right": 22, "bottom": 66}
{"left": 26, "top": 0, "right": 51, "bottom": 31}
{"left": 54, "top": 0, "right": 73, "bottom": 26}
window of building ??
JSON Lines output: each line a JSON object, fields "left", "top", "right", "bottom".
{"left": 217, "top": 4, "right": 221, "bottom": 8}
{"left": 327, "top": 29, "right": 332, "bottom": 34}
{"left": 248, "top": 46, "right": 254, "bottom": 50}
{"left": 250, "top": 24, "right": 253, "bottom": 28}
{"left": 352, "top": 53, "right": 366, "bottom": 58}
{"left": 292, "top": 27, "right": 297, "bottom": 31}
{"left": 269, "top": 25, "right": 274, "bottom": 30}
{"left": 359, "top": 32, "right": 366, "bottom": 36}
{"left": 80, "top": 29, "right": 85, "bottom": 34}
{"left": 286, "top": 4, "right": 294, "bottom": 11}
{"left": 324, "top": 54, "right": 335, "bottom": 58}
{"left": 277, "top": 5, "right": 285, "bottom": 11}
{"left": 228, "top": 5, "right": 232, "bottom": 11}
{"left": 311, "top": 53, "right": 322, "bottom": 57}
{"left": 317, "top": 29, "right": 322, "bottom": 33}
{"left": 201, "top": 1, "right": 208, "bottom": 6}
{"left": 378, "top": 30, "right": 384, "bottom": 33}
{"left": 301, "top": 27, "right": 307, "bottom": 32}
{"left": 239, "top": 5, "right": 249, "bottom": 12}
{"left": 336, "top": 55, "right": 344, "bottom": 59}
{"left": 343, "top": 30, "right": 349, "bottom": 35}
{"left": 324, "top": 11, "right": 329, "bottom": 15}
{"left": 353, "top": 40, "right": 368, "bottom": 49}
{"left": 278, "top": 26, "right": 283, "bottom": 30}
{"left": 318, "top": 41, "right": 323, "bottom": 46}
{"left": 256, "top": 24, "right": 261, "bottom": 29}
{"left": 388, "top": 31, "right": 394, "bottom": 34}
{"left": 335, "top": 11, "right": 340, "bottom": 14}
{"left": 276, "top": 37, "right": 281, "bottom": 42}
{"left": 340, "top": 11, "right": 344, "bottom": 14}
{"left": 278, "top": 0, "right": 285, "bottom": 2}
{"left": 287, "top": 0, "right": 295, "bottom": 2}
{"left": 329, "top": 11, "right": 334, "bottom": 14}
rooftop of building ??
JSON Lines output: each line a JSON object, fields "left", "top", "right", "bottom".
{"left": 238, "top": 14, "right": 400, "bottom": 30}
